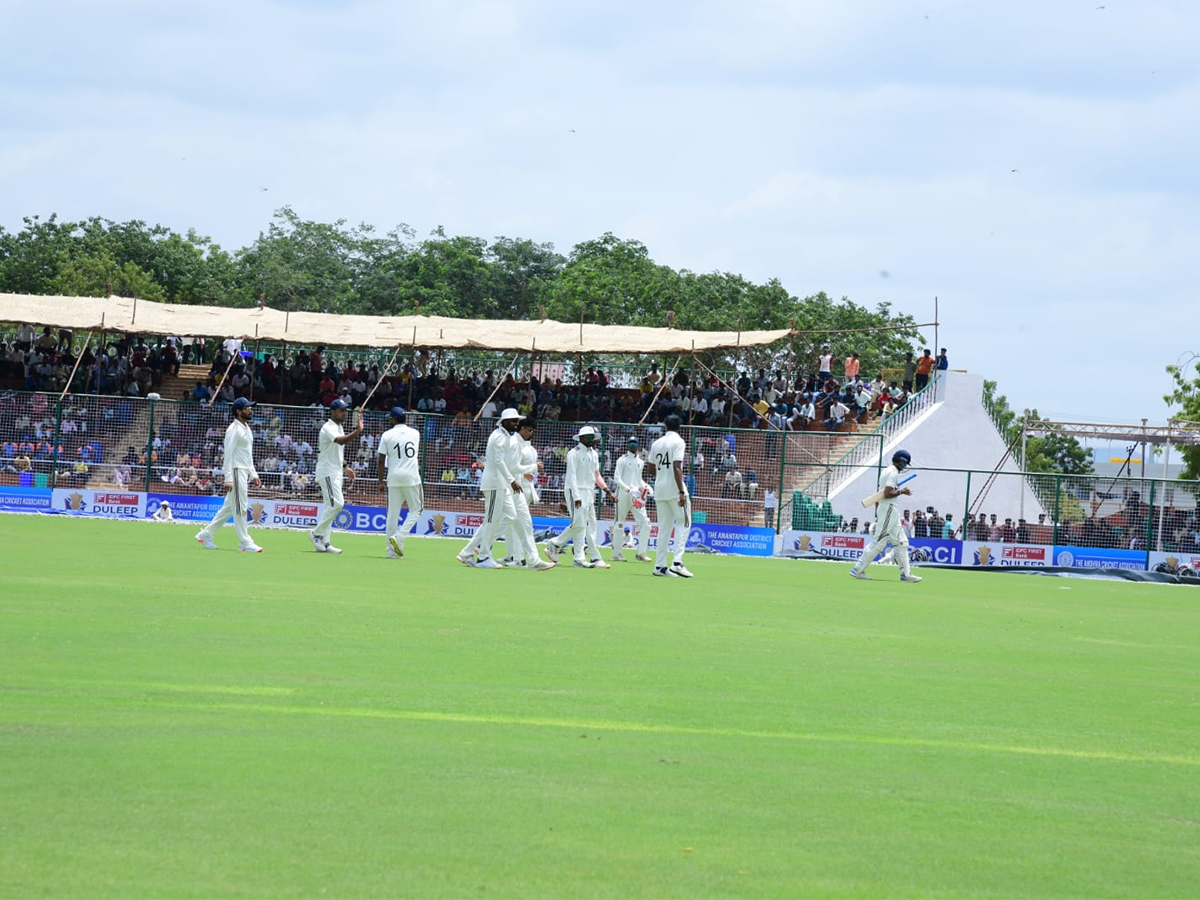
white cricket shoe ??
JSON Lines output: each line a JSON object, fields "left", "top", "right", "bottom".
{"left": 611, "top": 554, "right": 626, "bottom": 562}
{"left": 474, "top": 557, "right": 503, "bottom": 569}
{"left": 388, "top": 535, "right": 404, "bottom": 558}
{"left": 589, "top": 559, "right": 612, "bottom": 569}
{"left": 325, "top": 544, "right": 344, "bottom": 554}
{"left": 504, "top": 559, "right": 527, "bottom": 568}
{"left": 309, "top": 531, "right": 327, "bottom": 552}
{"left": 670, "top": 562, "right": 693, "bottom": 578}
{"left": 634, "top": 554, "right": 651, "bottom": 562}
{"left": 544, "top": 542, "right": 560, "bottom": 563}
{"left": 196, "top": 533, "right": 218, "bottom": 550}
{"left": 530, "top": 559, "right": 556, "bottom": 572}
{"left": 239, "top": 543, "right": 264, "bottom": 553}
{"left": 386, "top": 548, "right": 401, "bottom": 559}
{"left": 900, "top": 573, "right": 923, "bottom": 583}
{"left": 456, "top": 550, "right": 475, "bottom": 567}
{"left": 849, "top": 568, "right": 870, "bottom": 580}
{"left": 573, "top": 559, "right": 596, "bottom": 568}
{"left": 652, "top": 566, "right": 679, "bottom": 577}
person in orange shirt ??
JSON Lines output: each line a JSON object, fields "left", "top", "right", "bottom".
{"left": 914, "top": 349, "right": 934, "bottom": 391}
{"left": 844, "top": 352, "right": 860, "bottom": 382}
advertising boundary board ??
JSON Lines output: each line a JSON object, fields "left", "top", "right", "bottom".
{"left": 0, "top": 486, "right": 53, "bottom": 513}
{"left": 960, "top": 541, "right": 1051, "bottom": 568}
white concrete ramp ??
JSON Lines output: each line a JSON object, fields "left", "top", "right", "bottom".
{"left": 828, "top": 372, "right": 1048, "bottom": 529}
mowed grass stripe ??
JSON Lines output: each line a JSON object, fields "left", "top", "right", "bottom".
{"left": 4, "top": 514, "right": 1200, "bottom": 898}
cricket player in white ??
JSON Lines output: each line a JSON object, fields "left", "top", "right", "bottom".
{"left": 195, "top": 397, "right": 263, "bottom": 552}
{"left": 457, "top": 409, "right": 522, "bottom": 569}
{"left": 501, "top": 417, "right": 555, "bottom": 571}
{"left": 850, "top": 449, "right": 921, "bottom": 582}
{"left": 611, "top": 436, "right": 651, "bottom": 562}
{"left": 310, "top": 398, "right": 364, "bottom": 554}
{"left": 376, "top": 406, "right": 423, "bottom": 559}
{"left": 648, "top": 414, "right": 693, "bottom": 577}
{"left": 151, "top": 499, "right": 173, "bottom": 522}
{"left": 545, "top": 425, "right": 615, "bottom": 568}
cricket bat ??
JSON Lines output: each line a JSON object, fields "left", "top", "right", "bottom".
{"left": 860, "top": 473, "right": 916, "bottom": 508}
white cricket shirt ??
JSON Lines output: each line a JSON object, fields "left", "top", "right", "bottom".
{"left": 479, "top": 426, "right": 515, "bottom": 491}
{"left": 649, "top": 431, "right": 687, "bottom": 498}
{"left": 377, "top": 424, "right": 422, "bottom": 487}
{"left": 222, "top": 419, "right": 258, "bottom": 480}
{"left": 564, "top": 443, "right": 600, "bottom": 493}
{"left": 613, "top": 452, "right": 645, "bottom": 494}
{"left": 315, "top": 419, "right": 345, "bottom": 478}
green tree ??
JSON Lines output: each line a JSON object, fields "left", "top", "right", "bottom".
{"left": 1164, "top": 355, "right": 1200, "bottom": 480}
{"left": 49, "top": 249, "right": 167, "bottom": 303}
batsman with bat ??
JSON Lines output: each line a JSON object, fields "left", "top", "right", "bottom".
{"left": 850, "top": 449, "right": 922, "bottom": 583}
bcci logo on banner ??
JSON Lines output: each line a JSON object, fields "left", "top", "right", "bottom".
{"left": 248, "top": 503, "right": 269, "bottom": 525}
{"left": 333, "top": 509, "right": 354, "bottom": 529}
{"left": 424, "top": 513, "right": 448, "bottom": 535}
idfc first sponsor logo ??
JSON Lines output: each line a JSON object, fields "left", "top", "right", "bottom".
{"left": 91, "top": 492, "right": 142, "bottom": 516}
{"left": 272, "top": 502, "right": 319, "bottom": 528}
{"left": 451, "top": 513, "right": 483, "bottom": 536}
{"left": 1002, "top": 545, "right": 1048, "bottom": 565}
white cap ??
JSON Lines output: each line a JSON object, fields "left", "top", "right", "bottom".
{"left": 576, "top": 425, "right": 597, "bottom": 439}
{"left": 499, "top": 408, "right": 520, "bottom": 421}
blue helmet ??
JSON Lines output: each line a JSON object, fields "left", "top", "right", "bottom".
{"left": 892, "top": 449, "right": 912, "bottom": 470}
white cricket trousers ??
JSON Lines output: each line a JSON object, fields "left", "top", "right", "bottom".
{"left": 313, "top": 472, "right": 345, "bottom": 541}
{"left": 463, "top": 488, "right": 516, "bottom": 562}
{"left": 654, "top": 494, "right": 691, "bottom": 570}
{"left": 853, "top": 504, "right": 911, "bottom": 576}
{"left": 613, "top": 492, "right": 650, "bottom": 559}
{"left": 199, "top": 468, "right": 254, "bottom": 546}
{"left": 386, "top": 484, "right": 424, "bottom": 540}
{"left": 504, "top": 490, "right": 541, "bottom": 564}
{"left": 551, "top": 488, "right": 600, "bottom": 564}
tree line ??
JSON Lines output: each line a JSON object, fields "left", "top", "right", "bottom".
{"left": 0, "top": 208, "right": 924, "bottom": 378}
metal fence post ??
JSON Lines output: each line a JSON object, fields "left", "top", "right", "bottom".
{"left": 963, "top": 470, "right": 971, "bottom": 536}
{"left": 1145, "top": 480, "right": 1156, "bottom": 562}
{"left": 1052, "top": 473, "right": 1061, "bottom": 546}
{"left": 50, "top": 396, "right": 63, "bottom": 490}
{"left": 774, "top": 429, "right": 786, "bottom": 534}
{"left": 144, "top": 397, "right": 156, "bottom": 494}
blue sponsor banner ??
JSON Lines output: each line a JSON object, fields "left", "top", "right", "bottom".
{"left": 909, "top": 537, "right": 963, "bottom": 566}
{"left": 686, "top": 523, "right": 775, "bottom": 557}
{"left": 0, "top": 486, "right": 53, "bottom": 513}
{"left": 1052, "top": 546, "right": 1147, "bottom": 571}
{"left": 147, "top": 492, "right": 224, "bottom": 522}
{"left": 333, "top": 503, "right": 389, "bottom": 533}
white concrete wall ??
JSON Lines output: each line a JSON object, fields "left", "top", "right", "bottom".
{"left": 827, "top": 371, "right": 1048, "bottom": 529}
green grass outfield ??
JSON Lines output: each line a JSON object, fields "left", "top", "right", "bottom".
{"left": 3, "top": 515, "right": 1200, "bottom": 899}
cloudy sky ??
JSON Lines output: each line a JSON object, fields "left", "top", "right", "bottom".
{"left": 3, "top": 0, "right": 1197, "bottom": 426}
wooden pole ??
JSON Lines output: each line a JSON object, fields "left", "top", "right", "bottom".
{"left": 474, "top": 354, "right": 521, "bottom": 422}
{"left": 687, "top": 342, "right": 698, "bottom": 426}
{"left": 637, "top": 355, "right": 684, "bottom": 426}
{"left": 59, "top": 331, "right": 93, "bottom": 402}
{"left": 362, "top": 342, "right": 405, "bottom": 410}
{"left": 207, "top": 342, "right": 241, "bottom": 408}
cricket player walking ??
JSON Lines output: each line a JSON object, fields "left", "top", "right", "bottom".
{"left": 457, "top": 409, "right": 522, "bottom": 569}
{"left": 611, "top": 436, "right": 652, "bottom": 562}
{"left": 310, "top": 398, "right": 364, "bottom": 554}
{"left": 850, "top": 449, "right": 922, "bottom": 582}
{"left": 647, "top": 414, "right": 693, "bottom": 577}
{"left": 502, "top": 417, "right": 555, "bottom": 571}
{"left": 545, "top": 425, "right": 615, "bottom": 568}
{"left": 195, "top": 396, "right": 263, "bottom": 552}
{"left": 376, "top": 407, "right": 423, "bottom": 559}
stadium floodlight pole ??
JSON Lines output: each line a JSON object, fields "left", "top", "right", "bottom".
{"left": 361, "top": 342, "right": 405, "bottom": 411}
{"left": 473, "top": 353, "right": 521, "bottom": 422}
{"left": 59, "top": 330, "right": 93, "bottom": 402}
{"left": 637, "top": 354, "right": 684, "bottom": 426}
{"left": 207, "top": 340, "right": 242, "bottom": 408}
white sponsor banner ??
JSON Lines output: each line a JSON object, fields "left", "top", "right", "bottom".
{"left": 961, "top": 541, "right": 1051, "bottom": 567}
{"left": 52, "top": 488, "right": 145, "bottom": 518}
{"left": 1147, "top": 550, "right": 1200, "bottom": 575}
{"left": 781, "top": 530, "right": 870, "bottom": 561}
